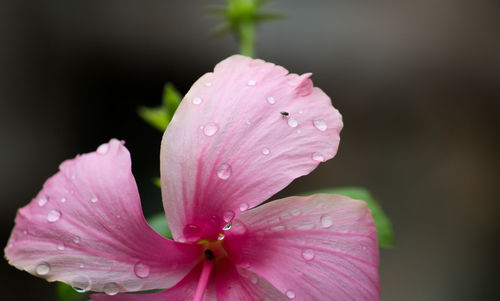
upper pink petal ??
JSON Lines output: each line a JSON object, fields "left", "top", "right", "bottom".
{"left": 5, "top": 139, "right": 202, "bottom": 293}
{"left": 160, "top": 55, "right": 343, "bottom": 241}
{"left": 222, "top": 194, "right": 380, "bottom": 301}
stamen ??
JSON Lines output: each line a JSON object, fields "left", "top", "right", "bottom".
{"left": 192, "top": 254, "right": 214, "bottom": 301}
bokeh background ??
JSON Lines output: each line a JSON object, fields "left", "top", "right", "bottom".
{"left": 1, "top": 0, "right": 499, "bottom": 300}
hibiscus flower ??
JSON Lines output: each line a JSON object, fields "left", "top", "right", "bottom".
{"left": 5, "top": 55, "right": 379, "bottom": 300}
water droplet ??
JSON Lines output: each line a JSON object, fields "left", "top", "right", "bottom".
{"left": 205, "top": 82, "right": 212, "bottom": 87}
{"left": 301, "top": 249, "right": 315, "bottom": 261}
{"left": 177, "top": 237, "right": 186, "bottom": 243}
{"left": 103, "top": 282, "right": 120, "bottom": 295}
{"left": 60, "top": 197, "right": 66, "bottom": 203}
{"left": 23, "top": 230, "right": 28, "bottom": 235}
{"left": 182, "top": 224, "right": 202, "bottom": 242}
{"left": 290, "top": 209, "right": 301, "bottom": 216}
{"left": 57, "top": 243, "right": 65, "bottom": 251}
{"left": 247, "top": 79, "right": 256, "bottom": 86}
{"left": 250, "top": 274, "right": 258, "bottom": 284}
{"left": 296, "top": 129, "right": 302, "bottom": 135}
{"left": 47, "top": 210, "right": 61, "bottom": 222}
{"left": 36, "top": 262, "right": 50, "bottom": 275}
{"left": 222, "top": 222, "right": 232, "bottom": 231}
{"left": 79, "top": 264, "right": 85, "bottom": 269}
{"left": 267, "top": 96, "right": 276, "bottom": 104}
{"left": 239, "top": 203, "right": 249, "bottom": 212}
{"left": 123, "top": 279, "right": 143, "bottom": 291}
{"left": 203, "top": 122, "right": 219, "bottom": 136}
{"left": 312, "top": 152, "right": 325, "bottom": 162}
{"left": 90, "top": 196, "right": 98, "bottom": 203}
{"left": 38, "top": 196, "right": 48, "bottom": 207}
{"left": 320, "top": 214, "right": 333, "bottom": 228}
{"left": 72, "top": 235, "right": 81, "bottom": 244}
{"left": 96, "top": 143, "right": 109, "bottom": 154}
{"left": 71, "top": 275, "right": 91, "bottom": 293}
{"left": 313, "top": 118, "right": 327, "bottom": 131}
{"left": 216, "top": 163, "right": 232, "bottom": 180}
{"left": 286, "top": 290, "right": 296, "bottom": 299}
{"left": 240, "top": 261, "right": 251, "bottom": 268}
{"left": 223, "top": 211, "right": 235, "bottom": 223}
{"left": 287, "top": 117, "right": 298, "bottom": 127}
{"left": 218, "top": 233, "right": 225, "bottom": 240}
{"left": 134, "top": 262, "right": 150, "bottom": 278}
{"left": 261, "top": 148, "right": 270, "bottom": 155}
{"left": 71, "top": 174, "right": 76, "bottom": 180}
{"left": 192, "top": 97, "right": 203, "bottom": 105}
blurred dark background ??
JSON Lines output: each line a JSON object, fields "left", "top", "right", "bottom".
{"left": 1, "top": 0, "right": 499, "bottom": 300}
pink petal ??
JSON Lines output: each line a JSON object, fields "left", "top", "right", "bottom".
{"left": 215, "top": 258, "right": 287, "bottom": 300}
{"left": 4, "top": 139, "right": 202, "bottom": 293}
{"left": 222, "top": 194, "right": 380, "bottom": 300}
{"left": 91, "top": 263, "right": 217, "bottom": 301}
{"left": 160, "top": 55, "right": 343, "bottom": 241}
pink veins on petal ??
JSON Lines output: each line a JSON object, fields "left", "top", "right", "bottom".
{"left": 5, "top": 55, "right": 379, "bottom": 300}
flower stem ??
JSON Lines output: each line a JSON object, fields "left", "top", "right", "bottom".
{"left": 238, "top": 20, "right": 255, "bottom": 57}
{"left": 192, "top": 259, "right": 214, "bottom": 301}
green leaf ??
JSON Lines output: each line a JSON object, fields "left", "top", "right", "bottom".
{"left": 138, "top": 82, "right": 182, "bottom": 132}
{"left": 153, "top": 177, "right": 161, "bottom": 188}
{"left": 147, "top": 212, "right": 173, "bottom": 240}
{"left": 56, "top": 282, "right": 87, "bottom": 301}
{"left": 301, "top": 187, "right": 394, "bottom": 248}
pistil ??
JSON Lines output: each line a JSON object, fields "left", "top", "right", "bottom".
{"left": 192, "top": 252, "right": 215, "bottom": 301}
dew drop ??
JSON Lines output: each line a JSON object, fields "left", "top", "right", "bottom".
{"left": 301, "top": 249, "right": 315, "bottom": 261}
{"left": 79, "top": 264, "right": 85, "bottom": 269}
{"left": 216, "top": 163, "right": 232, "bottom": 180}
{"left": 247, "top": 79, "right": 256, "bottom": 86}
{"left": 182, "top": 224, "right": 202, "bottom": 242}
{"left": 60, "top": 197, "right": 67, "bottom": 203}
{"left": 250, "top": 274, "right": 258, "bottom": 284}
{"left": 36, "top": 262, "right": 50, "bottom": 275}
{"left": 203, "top": 122, "right": 219, "bottom": 136}
{"left": 38, "top": 196, "right": 48, "bottom": 207}
{"left": 192, "top": 97, "right": 203, "bottom": 105}
{"left": 72, "top": 235, "right": 81, "bottom": 244}
{"left": 57, "top": 243, "right": 65, "bottom": 251}
{"left": 205, "top": 82, "right": 212, "bottom": 87}
{"left": 222, "top": 222, "right": 232, "bottom": 231}
{"left": 72, "top": 275, "right": 91, "bottom": 293}
{"left": 286, "top": 290, "right": 296, "bottom": 299}
{"left": 296, "top": 129, "right": 302, "bottom": 135}
{"left": 134, "top": 262, "right": 150, "bottom": 278}
{"left": 90, "top": 196, "right": 98, "bottom": 203}
{"left": 239, "top": 203, "right": 249, "bottom": 212}
{"left": 261, "top": 148, "right": 270, "bottom": 155}
{"left": 313, "top": 119, "right": 328, "bottom": 131}
{"left": 23, "top": 230, "right": 28, "bottom": 235}
{"left": 223, "top": 210, "right": 235, "bottom": 223}
{"left": 320, "top": 214, "right": 333, "bottom": 228}
{"left": 287, "top": 117, "right": 298, "bottom": 127}
{"left": 47, "top": 210, "right": 61, "bottom": 222}
{"left": 267, "top": 96, "right": 276, "bottom": 104}
{"left": 312, "top": 152, "right": 325, "bottom": 162}
{"left": 218, "top": 233, "right": 225, "bottom": 240}
{"left": 123, "top": 279, "right": 143, "bottom": 291}
{"left": 96, "top": 143, "right": 109, "bottom": 154}
{"left": 103, "top": 282, "right": 120, "bottom": 295}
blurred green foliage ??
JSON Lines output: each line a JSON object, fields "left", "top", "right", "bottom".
{"left": 138, "top": 83, "right": 182, "bottom": 131}
{"left": 301, "top": 187, "right": 394, "bottom": 248}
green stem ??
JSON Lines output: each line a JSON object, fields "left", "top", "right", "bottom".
{"left": 238, "top": 20, "right": 255, "bottom": 57}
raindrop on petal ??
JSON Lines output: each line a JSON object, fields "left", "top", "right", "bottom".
{"left": 286, "top": 290, "right": 296, "bottom": 299}
{"left": 313, "top": 119, "right": 328, "bottom": 131}
{"left": 218, "top": 233, "right": 225, "bottom": 240}
{"left": 287, "top": 117, "right": 298, "bottom": 128}
{"left": 96, "top": 143, "right": 109, "bottom": 154}
{"left": 301, "top": 249, "right": 315, "bottom": 261}
{"left": 183, "top": 224, "right": 202, "bottom": 242}
{"left": 103, "top": 282, "right": 120, "bottom": 295}
{"left": 36, "top": 262, "right": 50, "bottom": 275}
{"left": 57, "top": 243, "right": 65, "bottom": 251}
{"left": 47, "top": 210, "right": 61, "bottom": 222}
{"left": 205, "top": 82, "right": 212, "bottom": 87}
{"left": 72, "top": 235, "right": 81, "bottom": 244}
{"left": 90, "top": 196, "right": 98, "bottom": 203}
{"left": 134, "top": 262, "right": 150, "bottom": 279}
{"left": 239, "top": 203, "right": 249, "bottom": 212}
{"left": 222, "top": 222, "right": 232, "bottom": 231}
{"left": 320, "top": 214, "right": 333, "bottom": 228}
{"left": 312, "top": 152, "right": 325, "bottom": 162}
{"left": 203, "top": 122, "right": 219, "bottom": 136}
{"left": 38, "top": 196, "right": 48, "bottom": 207}
{"left": 192, "top": 97, "right": 203, "bottom": 105}
{"left": 261, "top": 148, "right": 270, "bottom": 155}
{"left": 60, "top": 197, "right": 67, "bottom": 203}
{"left": 267, "top": 96, "right": 276, "bottom": 104}
{"left": 223, "top": 211, "right": 235, "bottom": 223}
{"left": 71, "top": 275, "right": 91, "bottom": 293}
{"left": 216, "top": 163, "right": 232, "bottom": 180}
{"left": 247, "top": 79, "right": 256, "bottom": 86}
{"left": 250, "top": 274, "right": 258, "bottom": 284}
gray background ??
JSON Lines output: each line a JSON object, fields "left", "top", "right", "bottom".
{"left": 1, "top": 0, "right": 499, "bottom": 300}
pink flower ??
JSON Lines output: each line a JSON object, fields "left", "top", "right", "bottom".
{"left": 5, "top": 55, "right": 379, "bottom": 300}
